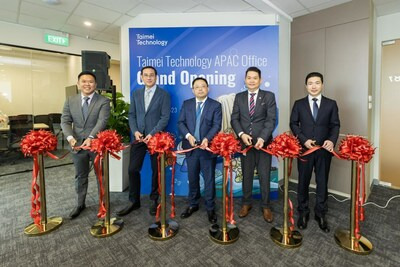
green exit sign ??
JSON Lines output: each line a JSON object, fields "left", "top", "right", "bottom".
{"left": 44, "top": 34, "right": 69, "bottom": 46}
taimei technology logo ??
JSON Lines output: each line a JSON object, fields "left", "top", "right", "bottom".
{"left": 136, "top": 33, "right": 168, "bottom": 47}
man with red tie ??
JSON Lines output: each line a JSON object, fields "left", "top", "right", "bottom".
{"left": 231, "top": 66, "right": 277, "bottom": 223}
{"left": 290, "top": 72, "right": 340, "bottom": 233}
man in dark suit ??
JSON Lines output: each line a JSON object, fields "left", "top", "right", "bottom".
{"left": 117, "top": 66, "right": 171, "bottom": 216}
{"left": 231, "top": 66, "right": 276, "bottom": 223}
{"left": 290, "top": 72, "right": 340, "bottom": 233}
{"left": 61, "top": 71, "right": 111, "bottom": 219}
{"left": 178, "top": 77, "right": 222, "bottom": 223}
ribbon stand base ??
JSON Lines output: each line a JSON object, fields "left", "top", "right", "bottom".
{"left": 24, "top": 217, "right": 63, "bottom": 236}
{"left": 24, "top": 153, "right": 63, "bottom": 236}
{"left": 90, "top": 152, "right": 123, "bottom": 238}
{"left": 334, "top": 229, "right": 373, "bottom": 254}
{"left": 334, "top": 161, "right": 372, "bottom": 255}
{"left": 148, "top": 152, "right": 178, "bottom": 241}
{"left": 209, "top": 158, "right": 239, "bottom": 245}
{"left": 270, "top": 158, "right": 302, "bottom": 248}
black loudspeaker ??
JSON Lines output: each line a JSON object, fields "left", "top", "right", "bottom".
{"left": 81, "top": 50, "right": 111, "bottom": 90}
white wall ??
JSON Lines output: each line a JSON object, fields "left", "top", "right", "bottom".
{"left": 372, "top": 12, "right": 400, "bottom": 183}
{"left": 0, "top": 21, "right": 120, "bottom": 60}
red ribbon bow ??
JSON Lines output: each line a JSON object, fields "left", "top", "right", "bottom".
{"left": 20, "top": 130, "right": 58, "bottom": 226}
{"left": 147, "top": 132, "right": 176, "bottom": 221}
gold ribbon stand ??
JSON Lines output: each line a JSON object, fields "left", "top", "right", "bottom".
{"left": 270, "top": 158, "right": 302, "bottom": 248}
{"left": 24, "top": 153, "right": 63, "bottom": 236}
{"left": 148, "top": 152, "right": 179, "bottom": 240}
{"left": 91, "top": 152, "right": 123, "bottom": 237}
{"left": 334, "top": 161, "right": 373, "bottom": 254}
{"left": 209, "top": 158, "right": 239, "bottom": 244}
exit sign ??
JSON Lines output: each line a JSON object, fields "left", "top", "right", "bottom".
{"left": 44, "top": 34, "right": 69, "bottom": 46}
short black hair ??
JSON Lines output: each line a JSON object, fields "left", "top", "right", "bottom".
{"left": 305, "top": 72, "right": 323, "bottom": 84}
{"left": 141, "top": 66, "right": 157, "bottom": 76}
{"left": 78, "top": 71, "right": 96, "bottom": 81}
{"left": 245, "top": 66, "right": 261, "bottom": 78}
{"left": 192, "top": 77, "right": 208, "bottom": 87}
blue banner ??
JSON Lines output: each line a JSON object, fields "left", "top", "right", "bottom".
{"left": 129, "top": 25, "right": 279, "bottom": 199}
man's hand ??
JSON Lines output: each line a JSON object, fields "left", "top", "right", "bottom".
{"left": 187, "top": 135, "right": 196, "bottom": 147}
{"left": 254, "top": 138, "right": 264, "bottom": 150}
{"left": 322, "top": 140, "right": 334, "bottom": 152}
{"left": 143, "top": 134, "right": 152, "bottom": 143}
{"left": 200, "top": 138, "right": 208, "bottom": 149}
{"left": 68, "top": 138, "right": 78, "bottom": 150}
{"left": 241, "top": 133, "right": 252, "bottom": 146}
{"left": 81, "top": 138, "right": 92, "bottom": 149}
{"left": 134, "top": 131, "right": 143, "bottom": 141}
{"left": 304, "top": 139, "right": 316, "bottom": 149}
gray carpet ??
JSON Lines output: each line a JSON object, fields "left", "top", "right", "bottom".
{"left": 0, "top": 161, "right": 399, "bottom": 266}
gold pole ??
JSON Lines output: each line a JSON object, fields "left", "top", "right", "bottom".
{"left": 334, "top": 161, "right": 373, "bottom": 254}
{"left": 149, "top": 152, "right": 179, "bottom": 240}
{"left": 24, "top": 153, "right": 63, "bottom": 236}
{"left": 270, "top": 157, "right": 302, "bottom": 248}
{"left": 209, "top": 158, "right": 239, "bottom": 244}
{"left": 91, "top": 151, "right": 123, "bottom": 237}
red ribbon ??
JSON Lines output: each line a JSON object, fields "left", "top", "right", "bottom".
{"left": 89, "top": 130, "right": 126, "bottom": 219}
{"left": 147, "top": 132, "right": 176, "bottom": 221}
{"left": 20, "top": 130, "right": 58, "bottom": 226}
{"left": 209, "top": 133, "right": 241, "bottom": 225}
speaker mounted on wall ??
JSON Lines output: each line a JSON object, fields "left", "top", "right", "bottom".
{"left": 81, "top": 50, "right": 111, "bottom": 91}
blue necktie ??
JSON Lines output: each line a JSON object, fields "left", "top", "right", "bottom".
{"left": 82, "top": 96, "right": 89, "bottom": 120}
{"left": 194, "top": 101, "right": 203, "bottom": 141}
{"left": 312, "top": 98, "right": 318, "bottom": 121}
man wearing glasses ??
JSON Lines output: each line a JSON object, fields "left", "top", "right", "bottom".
{"left": 117, "top": 66, "right": 171, "bottom": 217}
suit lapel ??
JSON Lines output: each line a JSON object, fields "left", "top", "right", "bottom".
{"left": 189, "top": 98, "right": 196, "bottom": 132}
{"left": 316, "top": 96, "right": 327, "bottom": 122}
{"left": 254, "top": 90, "right": 264, "bottom": 115}
{"left": 85, "top": 93, "right": 98, "bottom": 124}
{"left": 200, "top": 98, "right": 210, "bottom": 126}
{"left": 242, "top": 92, "right": 251, "bottom": 120}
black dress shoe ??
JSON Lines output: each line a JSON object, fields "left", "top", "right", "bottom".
{"left": 297, "top": 214, "right": 309, "bottom": 230}
{"left": 69, "top": 205, "right": 85, "bottom": 219}
{"left": 207, "top": 210, "right": 217, "bottom": 223}
{"left": 315, "top": 215, "right": 330, "bottom": 233}
{"left": 180, "top": 206, "right": 199, "bottom": 219}
{"left": 117, "top": 202, "right": 140, "bottom": 217}
{"left": 149, "top": 201, "right": 158, "bottom": 216}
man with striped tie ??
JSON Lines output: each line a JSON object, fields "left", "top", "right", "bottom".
{"left": 231, "top": 67, "right": 277, "bottom": 223}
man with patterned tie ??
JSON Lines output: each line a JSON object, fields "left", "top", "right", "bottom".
{"left": 231, "top": 67, "right": 277, "bottom": 223}
{"left": 290, "top": 72, "right": 340, "bottom": 232}
{"left": 61, "top": 71, "right": 111, "bottom": 219}
{"left": 117, "top": 66, "right": 171, "bottom": 217}
{"left": 178, "top": 77, "right": 222, "bottom": 223}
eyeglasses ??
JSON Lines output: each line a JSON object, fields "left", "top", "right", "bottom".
{"left": 142, "top": 74, "right": 156, "bottom": 78}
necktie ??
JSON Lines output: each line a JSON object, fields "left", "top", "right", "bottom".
{"left": 249, "top": 93, "right": 256, "bottom": 118}
{"left": 194, "top": 101, "right": 203, "bottom": 141}
{"left": 312, "top": 98, "right": 318, "bottom": 121}
{"left": 82, "top": 96, "right": 89, "bottom": 120}
{"left": 145, "top": 90, "right": 151, "bottom": 111}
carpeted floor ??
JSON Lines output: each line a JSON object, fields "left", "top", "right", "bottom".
{"left": 0, "top": 161, "right": 399, "bottom": 266}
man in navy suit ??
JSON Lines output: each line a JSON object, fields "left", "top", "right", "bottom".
{"left": 178, "top": 77, "right": 222, "bottom": 223}
{"left": 231, "top": 67, "right": 276, "bottom": 223}
{"left": 61, "top": 71, "right": 110, "bottom": 219}
{"left": 117, "top": 66, "right": 171, "bottom": 217}
{"left": 290, "top": 72, "right": 340, "bottom": 232}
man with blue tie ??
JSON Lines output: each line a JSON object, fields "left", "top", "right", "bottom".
{"left": 178, "top": 77, "right": 222, "bottom": 223}
{"left": 290, "top": 72, "right": 340, "bottom": 232}
{"left": 117, "top": 66, "right": 171, "bottom": 217}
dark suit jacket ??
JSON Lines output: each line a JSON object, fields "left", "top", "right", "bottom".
{"left": 61, "top": 92, "right": 110, "bottom": 149}
{"left": 290, "top": 95, "right": 340, "bottom": 147}
{"left": 178, "top": 97, "right": 222, "bottom": 158}
{"left": 129, "top": 86, "right": 170, "bottom": 137}
{"left": 231, "top": 90, "right": 276, "bottom": 146}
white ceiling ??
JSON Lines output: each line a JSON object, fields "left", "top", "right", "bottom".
{"left": 0, "top": 0, "right": 398, "bottom": 45}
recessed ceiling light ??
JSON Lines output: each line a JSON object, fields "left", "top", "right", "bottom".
{"left": 42, "top": 0, "right": 61, "bottom": 5}
{"left": 84, "top": 21, "right": 92, "bottom": 27}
